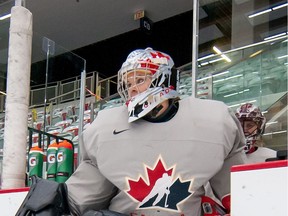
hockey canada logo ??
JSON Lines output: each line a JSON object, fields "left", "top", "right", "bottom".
{"left": 126, "top": 157, "right": 192, "bottom": 212}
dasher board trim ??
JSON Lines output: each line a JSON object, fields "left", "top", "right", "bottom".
{"left": 231, "top": 160, "right": 288, "bottom": 172}
{"left": 0, "top": 187, "right": 29, "bottom": 194}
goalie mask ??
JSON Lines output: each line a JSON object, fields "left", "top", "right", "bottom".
{"left": 235, "top": 103, "right": 266, "bottom": 153}
{"left": 117, "top": 48, "right": 179, "bottom": 122}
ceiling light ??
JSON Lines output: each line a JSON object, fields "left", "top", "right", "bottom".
{"left": 200, "top": 61, "right": 209, "bottom": 66}
{"left": 272, "top": 3, "right": 288, "bottom": 10}
{"left": 209, "top": 58, "right": 223, "bottom": 63}
{"left": 221, "top": 54, "right": 232, "bottom": 62}
{"left": 213, "top": 71, "right": 230, "bottom": 77}
{"left": 197, "top": 54, "right": 215, "bottom": 61}
{"left": 277, "top": 54, "right": 288, "bottom": 59}
{"left": 213, "top": 79, "right": 225, "bottom": 83}
{"left": 212, "top": 74, "right": 243, "bottom": 84}
{"left": 196, "top": 76, "right": 212, "bottom": 82}
{"left": 196, "top": 71, "right": 229, "bottom": 82}
{"left": 264, "top": 32, "right": 287, "bottom": 40}
{"left": 239, "top": 89, "right": 250, "bottom": 93}
{"left": 224, "top": 92, "right": 239, "bottom": 98}
{"left": 213, "top": 46, "right": 222, "bottom": 54}
{"left": 212, "top": 46, "right": 232, "bottom": 62}
{"left": 249, "top": 50, "right": 263, "bottom": 58}
{"left": 266, "top": 121, "right": 278, "bottom": 125}
{"left": 249, "top": 2, "right": 288, "bottom": 19}
{"left": 263, "top": 130, "right": 287, "bottom": 136}
{"left": 273, "top": 130, "right": 287, "bottom": 134}
{"left": 0, "top": 13, "right": 11, "bottom": 20}
{"left": 223, "top": 89, "right": 250, "bottom": 98}
{"left": 225, "top": 74, "right": 243, "bottom": 81}
{"left": 248, "top": 9, "right": 272, "bottom": 18}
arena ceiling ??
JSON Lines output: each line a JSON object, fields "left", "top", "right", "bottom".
{"left": 0, "top": 0, "right": 222, "bottom": 64}
{"left": 0, "top": 0, "right": 286, "bottom": 81}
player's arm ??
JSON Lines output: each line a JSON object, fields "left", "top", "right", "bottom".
{"left": 66, "top": 130, "right": 118, "bottom": 215}
{"left": 209, "top": 107, "right": 247, "bottom": 213}
{"left": 66, "top": 159, "right": 118, "bottom": 215}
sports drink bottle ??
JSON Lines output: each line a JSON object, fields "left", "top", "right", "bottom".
{"left": 46, "top": 142, "right": 58, "bottom": 181}
{"left": 28, "top": 146, "right": 44, "bottom": 186}
{"left": 56, "top": 140, "right": 73, "bottom": 183}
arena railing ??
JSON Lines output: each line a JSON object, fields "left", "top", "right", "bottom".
{"left": 1, "top": 35, "right": 287, "bottom": 157}
{"left": 27, "top": 127, "right": 73, "bottom": 151}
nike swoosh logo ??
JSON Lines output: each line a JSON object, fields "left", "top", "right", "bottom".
{"left": 113, "top": 129, "right": 129, "bottom": 135}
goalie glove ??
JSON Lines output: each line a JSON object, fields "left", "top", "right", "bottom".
{"left": 201, "top": 196, "right": 228, "bottom": 216}
{"left": 16, "top": 175, "right": 69, "bottom": 216}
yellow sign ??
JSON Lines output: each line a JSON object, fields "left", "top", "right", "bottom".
{"left": 96, "top": 85, "right": 101, "bottom": 101}
{"left": 32, "top": 109, "right": 37, "bottom": 122}
{"left": 134, "top": 10, "right": 145, "bottom": 20}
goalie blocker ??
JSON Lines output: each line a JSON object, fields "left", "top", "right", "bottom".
{"left": 16, "top": 176, "right": 127, "bottom": 216}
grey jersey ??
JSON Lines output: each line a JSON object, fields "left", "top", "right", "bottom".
{"left": 66, "top": 97, "right": 246, "bottom": 216}
{"left": 246, "top": 147, "right": 277, "bottom": 164}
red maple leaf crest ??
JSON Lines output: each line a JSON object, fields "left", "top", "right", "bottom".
{"left": 150, "top": 51, "right": 170, "bottom": 60}
{"left": 139, "top": 59, "right": 159, "bottom": 74}
{"left": 127, "top": 158, "right": 173, "bottom": 202}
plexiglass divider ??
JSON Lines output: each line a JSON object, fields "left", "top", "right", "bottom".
{"left": 178, "top": 36, "right": 287, "bottom": 150}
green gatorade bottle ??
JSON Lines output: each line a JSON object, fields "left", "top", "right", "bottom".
{"left": 46, "top": 142, "right": 58, "bottom": 181}
{"left": 28, "top": 146, "right": 44, "bottom": 186}
{"left": 56, "top": 140, "right": 73, "bottom": 183}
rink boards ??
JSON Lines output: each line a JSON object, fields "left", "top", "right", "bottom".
{"left": 231, "top": 160, "right": 288, "bottom": 216}
{"left": 0, "top": 187, "right": 29, "bottom": 216}
{"left": 0, "top": 160, "right": 287, "bottom": 215}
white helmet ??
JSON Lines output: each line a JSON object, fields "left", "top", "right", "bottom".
{"left": 235, "top": 103, "right": 266, "bottom": 153}
{"left": 117, "top": 48, "right": 179, "bottom": 122}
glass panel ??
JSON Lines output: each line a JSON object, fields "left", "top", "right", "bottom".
{"left": 195, "top": 40, "right": 287, "bottom": 151}
{"left": 31, "top": 31, "right": 86, "bottom": 102}
{"left": 197, "top": 0, "right": 287, "bottom": 150}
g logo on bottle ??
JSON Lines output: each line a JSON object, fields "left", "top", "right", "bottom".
{"left": 48, "top": 154, "right": 56, "bottom": 163}
{"left": 57, "top": 151, "right": 64, "bottom": 162}
{"left": 29, "top": 156, "right": 37, "bottom": 167}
